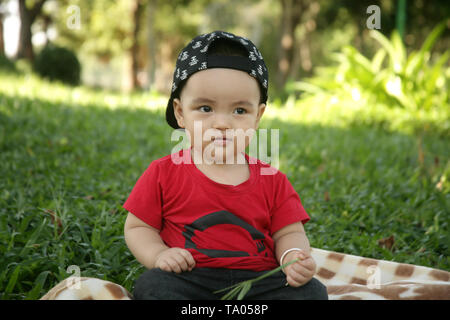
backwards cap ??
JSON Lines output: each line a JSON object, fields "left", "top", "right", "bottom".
{"left": 165, "top": 30, "right": 269, "bottom": 129}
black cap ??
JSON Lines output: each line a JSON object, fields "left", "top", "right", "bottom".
{"left": 165, "top": 30, "right": 269, "bottom": 129}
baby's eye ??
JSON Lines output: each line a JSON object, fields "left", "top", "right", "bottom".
{"left": 234, "top": 107, "right": 247, "bottom": 114}
{"left": 198, "top": 105, "right": 211, "bottom": 112}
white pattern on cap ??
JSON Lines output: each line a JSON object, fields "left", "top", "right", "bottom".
{"left": 258, "top": 65, "right": 263, "bottom": 75}
{"left": 221, "top": 31, "right": 234, "bottom": 38}
{"left": 189, "top": 56, "right": 198, "bottom": 66}
{"left": 192, "top": 41, "right": 202, "bottom": 49}
{"left": 180, "top": 70, "right": 188, "bottom": 80}
{"left": 180, "top": 51, "right": 189, "bottom": 61}
{"left": 254, "top": 47, "right": 263, "bottom": 60}
{"left": 239, "top": 38, "right": 248, "bottom": 46}
{"left": 200, "top": 44, "right": 209, "bottom": 53}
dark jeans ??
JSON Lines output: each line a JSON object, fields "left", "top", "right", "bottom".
{"left": 133, "top": 267, "right": 328, "bottom": 300}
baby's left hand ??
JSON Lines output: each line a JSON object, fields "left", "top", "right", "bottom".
{"left": 283, "top": 249, "right": 317, "bottom": 287}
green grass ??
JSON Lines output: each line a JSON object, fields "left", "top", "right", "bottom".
{"left": 0, "top": 72, "right": 448, "bottom": 299}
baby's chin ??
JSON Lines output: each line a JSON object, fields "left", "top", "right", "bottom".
{"left": 194, "top": 143, "right": 246, "bottom": 165}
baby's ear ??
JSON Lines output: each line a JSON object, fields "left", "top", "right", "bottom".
{"left": 255, "top": 103, "right": 266, "bottom": 126}
{"left": 173, "top": 99, "right": 185, "bottom": 128}
{"left": 258, "top": 103, "right": 266, "bottom": 116}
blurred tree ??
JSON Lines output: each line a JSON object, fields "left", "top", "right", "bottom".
{"left": 317, "top": 0, "right": 449, "bottom": 57}
{"left": 130, "top": 0, "right": 145, "bottom": 89}
{"left": 275, "top": 0, "right": 303, "bottom": 90}
{"left": 404, "top": 0, "right": 450, "bottom": 53}
{"left": 49, "top": 0, "right": 139, "bottom": 89}
{"left": 40, "top": 13, "right": 52, "bottom": 46}
{"left": 0, "top": 2, "right": 4, "bottom": 56}
{"left": 146, "top": 0, "right": 157, "bottom": 89}
{"left": 396, "top": 0, "right": 406, "bottom": 40}
{"left": 51, "top": 0, "right": 265, "bottom": 91}
{"left": 34, "top": 0, "right": 448, "bottom": 95}
{"left": 275, "top": 0, "right": 321, "bottom": 91}
{"left": 16, "top": 0, "right": 47, "bottom": 61}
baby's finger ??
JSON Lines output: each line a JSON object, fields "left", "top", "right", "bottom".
{"left": 286, "top": 274, "right": 304, "bottom": 287}
{"left": 172, "top": 254, "right": 190, "bottom": 272}
{"left": 158, "top": 260, "right": 171, "bottom": 273}
{"left": 299, "top": 258, "right": 316, "bottom": 272}
{"left": 181, "top": 250, "right": 196, "bottom": 269}
{"left": 290, "top": 263, "right": 311, "bottom": 279}
{"left": 167, "top": 257, "right": 183, "bottom": 273}
{"left": 289, "top": 268, "right": 309, "bottom": 285}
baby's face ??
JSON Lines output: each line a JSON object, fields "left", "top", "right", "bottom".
{"left": 173, "top": 68, "right": 266, "bottom": 163}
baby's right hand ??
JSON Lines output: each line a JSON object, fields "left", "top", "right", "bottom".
{"left": 155, "top": 248, "right": 196, "bottom": 273}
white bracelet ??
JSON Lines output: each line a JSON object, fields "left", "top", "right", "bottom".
{"left": 279, "top": 248, "right": 303, "bottom": 267}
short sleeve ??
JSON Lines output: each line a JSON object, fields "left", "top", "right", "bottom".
{"left": 270, "top": 172, "right": 310, "bottom": 235}
{"left": 122, "top": 161, "right": 163, "bottom": 230}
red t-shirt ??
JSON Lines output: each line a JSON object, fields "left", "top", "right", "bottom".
{"left": 122, "top": 147, "right": 310, "bottom": 271}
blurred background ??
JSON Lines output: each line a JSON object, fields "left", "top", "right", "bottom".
{"left": 0, "top": 0, "right": 449, "bottom": 299}
{"left": 1, "top": 0, "right": 449, "bottom": 95}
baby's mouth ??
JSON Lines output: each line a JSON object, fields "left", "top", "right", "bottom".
{"left": 211, "top": 136, "right": 233, "bottom": 145}
{"left": 212, "top": 137, "right": 232, "bottom": 141}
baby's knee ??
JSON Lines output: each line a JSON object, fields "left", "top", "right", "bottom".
{"left": 133, "top": 268, "right": 174, "bottom": 300}
{"left": 305, "top": 277, "right": 328, "bottom": 300}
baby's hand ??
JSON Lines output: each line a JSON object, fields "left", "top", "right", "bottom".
{"left": 283, "top": 249, "right": 316, "bottom": 287}
{"left": 155, "top": 248, "right": 196, "bottom": 273}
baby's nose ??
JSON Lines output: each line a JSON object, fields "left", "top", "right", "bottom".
{"left": 211, "top": 114, "right": 232, "bottom": 130}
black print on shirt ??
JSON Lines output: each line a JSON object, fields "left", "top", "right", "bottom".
{"left": 182, "top": 210, "right": 267, "bottom": 258}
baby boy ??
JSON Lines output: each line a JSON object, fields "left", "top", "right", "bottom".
{"left": 123, "top": 30, "right": 328, "bottom": 300}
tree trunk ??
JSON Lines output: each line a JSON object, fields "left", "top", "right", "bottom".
{"left": 16, "top": 0, "right": 46, "bottom": 61}
{"left": 17, "top": 0, "right": 33, "bottom": 60}
{"left": 130, "top": 0, "right": 144, "bottom": 90}
{"left": 147, "top": 0, "right": 157, "bottom": 91}
{"left": 290, "top": 2, "right": 319, "bottom": 80}
{"left": 0, "top": 11, "right": 4, "bottom": 56}
{"left": 275, "top": 0, "right": 304, "bottom": 90}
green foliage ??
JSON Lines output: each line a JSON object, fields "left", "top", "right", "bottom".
{"left": 289, "top": 22, "right": 450, "bottom": 112}
{"left": 0, "top": 72, "right": 167, "bottom": 299}
{"left": 0, "top": 55, "right": 17, "bottom": 73}
{"left": 33, "top": 44, "right": 81, "bottom": 86}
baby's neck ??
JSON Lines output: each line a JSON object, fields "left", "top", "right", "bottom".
{"left": 191, "top": 147, "right": 247, "bottom": 167}
{"left": 190, "top": 148, "right": 250, "bottom": 185}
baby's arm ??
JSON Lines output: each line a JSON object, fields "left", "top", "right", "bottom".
{"left": 124, "top": 213, "right": 195, "bottom": 273}
{"left": 272, "top": 222, "right": 316, "bottom": 287}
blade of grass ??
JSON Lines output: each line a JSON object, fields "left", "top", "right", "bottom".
{"left": 20, "top": 218, "right": 47, "bottom": 256}
{"left": 237, "top": 282, "right": 252, "bottom": 300}
{"left": 220, "top": 285, "right": 244, "bottom": 300}
{"left": 214, "top": 282, "right": 241, "bottom": 294}
{"left": 4, "top": 265, "right": 21, "bottom": 296}
{"left": 214, "top": 258, "right": 300, "bottom": 300}
{"left": 25, "top": 270, "right": 51, "bottom": 300}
